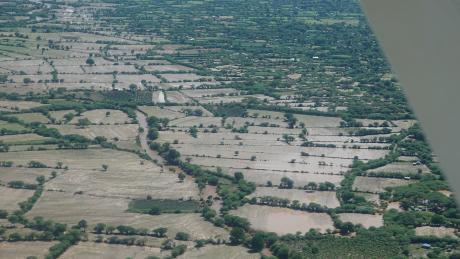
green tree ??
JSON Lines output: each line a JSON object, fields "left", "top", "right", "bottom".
{"left": 229, "top": 227, "right": 246, "bottom": 245}
{"left": 178, "top": 172, "right": 186, "bottom": 182}
{"left": 250, "top": 232, "right": 265, "bottom": 252}
{"left": 175, "top": 232, "right": 190, "bottom": 241}
{"left": 77, "top": 219, "right": 87, "bottom": 231}
{"left": 94, "top": 223, "right": 106, "bottom": 234}
{"left": 153, "top": 227, "right": 167, "bottom": 237}
{"left": 86, "top": 57, "right": 95, "bottom": 66}
{"left": 149, "top": 207, "right": 161, "bottom": 215}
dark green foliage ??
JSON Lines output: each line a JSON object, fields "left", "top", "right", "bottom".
{"left": 250, "top": 232, "right": 266, "bottom": 252}
{"left": 175, "top": 231, "right": 190, "bottom": 241}
{"left": 45, "top": 230, "right": 83, "bottom": 259}
{"left": 128, "top": 199, "right": 200, "bottom": 214}
{"left": 278, "top": 226, "right": 412, "bottom": 259}
{"left": 229, "top": 227, "right": 246, "bottom": 245}
{"left": 171, "top": 244, "right": 187, "bottom": 258}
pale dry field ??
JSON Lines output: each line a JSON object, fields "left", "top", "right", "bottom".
{"left": 168, "top": 116, "right": 222, "bottom": 127}
{"left": 415, "top": 226, "right": 458, "bottom": 238}
{"left": 160, "top": 73, "right": 207, "bottom": 82}
{"left": 353, "top": 176, "right": 416, "bottom": 193}
{"left": 368, "top": 161, "right": 431, "bottom": 174}
{"left": 50, "top": 124, "right": 138, "bottom": 143}
{"left": 48, "top": 110, "right": 75, "bottom": 121}
{"left": 27, "top": 191, "right": 227, "bottom": 240}
{"left": 69, "top": 109, "right": 132, "bottom": 124}
{"left": 231, "top": 204, "right": 334, "bottom": 235}
{"left": 84, "top": 64, "right": 138, "bottom": 74}
{"left": 177, "top": 245, "right": 259, "bottom": 259}
{"left": 0, "top": 241, "right": 58, "bottom": 259}
{"left": 386, "top": 202, "right": 404, "bottom": 212}
{"left": 180, "top": 88, "right": 238, "bottom": 98}
{"left": 0, "top": 133, "right": 50, "bottom": 143}
{"left": 0, "top": 100, "right": 44, "bottom": 110}
{"left": 1, "top": 148, "right": 198, "bottom": 199}
{"left": 247, "top": 109, "right": 342, "bottom": 127}
{"left": 224, "top": 168, "right": 344, "bottom": 186}
{"left": 60, "top": 242, "right": 167, "bottom": 259}
{"left": 8, "top": 112, "right": 49, "bottom": 123}
{"left": 138, "top": 106, "right": 186, "bottom": 120}
{"left": 0, "top": 186, "right": 35, "bottom": 212}
{"left": 144, "top": 64, "right": 193, "bottom": 72}
{"left": 167, "top": 105, "right": 213, "bottom": 117}
{"left": 0, "top": 167, "right": 57, "bottom": 184}
{"left": 0, "top": 148, "right": 143, "bottom": 170}
{"left": 116, "top": 74, "right": 160, "bottom": 84}
{"left": 338, "top": 213, "right": 384, "bottom": 228}
{"left": 165, "top": 91, "right": 193, "bottom": 103}
{"left": 247, "top": 187, "right": 340, "bottom": 208}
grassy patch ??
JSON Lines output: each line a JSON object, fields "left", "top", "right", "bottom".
{"left": 128, "top": 199, "right": 201, "bottom": 214}
{"left": 280, "top": 228, "right": 409, "bottom": 259}
{"left": 0, "top": 121, "right": 28, "bottom": 131}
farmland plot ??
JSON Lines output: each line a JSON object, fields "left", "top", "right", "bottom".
{"left": 138, "top": 106, "right": 186, "bottom": 120}
{"left": 0, "top": 186, "right": 35, "bottom": 212}
{"left": 180, "top": 88, "right": 239, "bottom": 98}
{"left": 165, "top": 91, "right": 193, "bottom": 103}
{"left": 415, "top": 226, "right": 458, "bottom": 239}
{"left": 231, "top": 204, "right": 334, "bottom": 235}
{"left": 222, "top": 168, "right": 344, "bottom": 187}
{"left": 0, "top": 133, "right": 50, "bottom": 143}
{"left": 338, "top": 213, "right": 384, "bottom": 228}
{"left": 353, "top": 176, "right": 416, "bottom": 193}
{"left": 0, "top": 100, "right": 44, "bottom": 110}
{"left": 177, "top": 245, "right": 259, "bottom": 259}
{"left": 8, "top": 112, "right": 49, "bottom": 123}
{"left": 0, "top": 241, "right": 58, "bottom": 259}
{"left": 247, "top": 187, "right": 340, "bottom": 208}
{"left": 27, "top": 191, "right": 227, "bottom": 240}
{"left": 48, "top": 110, "right": 75, "bottom": 122}
{"left": 60, "top": 242, "right": 167, "bottom": 259}
{"left": 69, "top": 109, "right": 132, "bottom": 124}
{"left": 160, "top": 73, "right": 210, "bottom": 82}
{"left": 368, "top": 161, "right": 431, "bottom": 174}
{"left": 0, "top": 167, "right": 57, "bottom": 184}
{"left": 50, "top": 124, "right": 139, "bottom": 149}
{"left": 144, "top": 64, "right": 193, "bottom": 72}
{"left": 1, "top": 148, "right": 198, "bottom": 199}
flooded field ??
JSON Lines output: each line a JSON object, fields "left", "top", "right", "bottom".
{"left": 231, "top": 204, "right": 334, "bottom": 235}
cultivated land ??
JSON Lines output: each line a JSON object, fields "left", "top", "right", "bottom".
{"left": 60, "top": 242, "right": 167, "bottom": 259}
{"left": 231, "top": 205, "right": 334, "bottom": 235}
{"left": 0, "top": 0, "right": 458, "bottom": 258}
{"left": 0, "top": 241, "right": 58, "bottom": 259}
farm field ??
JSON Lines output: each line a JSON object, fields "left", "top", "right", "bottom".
{"left": 352, "top": 176, "right": 416, "bottom": 193}
{"left": 0, "top": 186, "right": 35, "bottom": 212}
{"left": 338, "top": 213, "right": 384, "bottom": 228}
{"left": 60, "top": 242, "right": 167, "bottom": 259}
{"left": 0, "top": 0, "right": 458, "bottom": 258}
{"left": 247, "top": 187, "right": 340, "bottom": 208}
{"left": 231, "top": 204, "right": 334, "bottom": 235}
{"left": 0, "top": 241, "right": 58, "bottom": 259}
{"left": 27, "top": 191, "right": 226, "bottom": 240}
{"left": 415, "top": 226, "right": 458, "bottom": 239}
{"left": 177, "top": 245, "right": 259, "bottom": 259}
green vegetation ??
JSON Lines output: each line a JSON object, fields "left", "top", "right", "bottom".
{"left": 128, "top": 199, "right": 201, "bottom": 214}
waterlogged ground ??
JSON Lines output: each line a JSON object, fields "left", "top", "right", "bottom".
{"left": 231, "top": 204, "right": 334, "bottom": 235}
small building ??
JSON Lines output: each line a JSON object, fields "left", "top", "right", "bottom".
{"left": 422, "top": 243, "right": 431, "bottom": 249}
